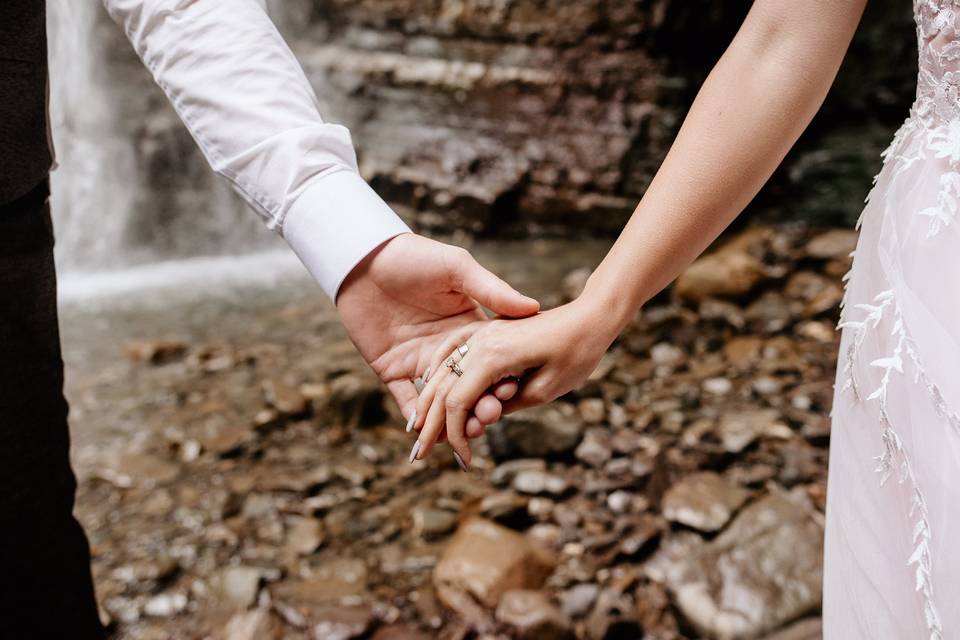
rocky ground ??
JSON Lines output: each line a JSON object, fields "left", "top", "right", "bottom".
{"left": 65, "top": 226, "right": 856, "bottom": 639}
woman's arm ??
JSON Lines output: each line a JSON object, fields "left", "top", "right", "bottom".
{"left": 410, "top": 0, "right": 868, "bottom": 466}
{"left": 586, "top": 0, "right": 868, "bottom": 329}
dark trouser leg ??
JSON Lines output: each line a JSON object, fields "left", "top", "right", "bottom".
{"left": 0, "top": 192, "right": 104, "bottom": 639}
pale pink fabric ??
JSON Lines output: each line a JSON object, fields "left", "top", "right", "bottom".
{"left": 823, "top": 3, "right": 960, "bottom": 638}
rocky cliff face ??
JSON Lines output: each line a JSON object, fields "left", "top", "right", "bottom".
{"left": 98, "top": 0, "right": 915, "bottom": 252}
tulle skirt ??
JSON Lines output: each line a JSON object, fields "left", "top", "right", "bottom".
{"left": 823, "top": 117, "right": 960, "bottom": 639}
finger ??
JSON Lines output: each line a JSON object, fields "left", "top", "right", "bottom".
{"left": 473, "top": 394, "right": 502, "bottom": 425}
{"left": 387, "top": 379, "right": 420, "bottom": 429}
{"left": 493, "top": 378, "right": 519, "bottom": 400}
{"left": 501, "top": 369, "right": 554, "bottom": 415}
{"left": 414, "top": 365, "right": 469, "bottom": 464}
{"left": 453, "top": 249, "right": 539, "bottom": 318}
{"left": 465, "top": 416, "right": 485, "bottom": 438}
{"left": 414, "top": 327, "right": 477, "bottom": 430}
{"left": 442, "top": 353, "right": 516, "bottom": 461}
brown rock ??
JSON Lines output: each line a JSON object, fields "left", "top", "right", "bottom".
{"left": 125, "top": 339, "right": 187, "bottom": 364}
{"left": 310, "top": 605, "right": 374, "bottom": 640}
{"left": 272, "top": 558, "right": 368, "bottom": 604}
{"left": 262, "top": 379, "right": 310, "bottom": 417}
{"left": 434, "top": 518, "right": 556, "bottom": 610}
{"left": 723, "top": 336, "right": 764, "bottom": 369}
{"left": 411, "top": 506, "right": 458, "bottom": 540}
{"left": 495, "top": 590, "right": 573, "bottom": 640}
{"left": 286, "top": 517, "right": 325, "bottom": 555}
{"left": 97, "top": 450, "right": 179, "bottom": 488}
{"left": 674, "top": 231, "right": 770, "bottom": 303}
{"left": 487, "top": 404, "right": 584, "bottom": 461}
{"left": 326, "top": 374, "right": 387, "bottom": 428}
{"left": 219, "top": 608, "right": 284, "bottom": 640}
{"left": 717, "top": 409, "right": 788, "bottom": 453}
{"left": 577, "top": 398, "right": 606, "bottom": 424}
{"left": 209, "top": 566, "right": 265, "bottom": 610}
{"left": 664, "top": 490, "right": 824, "bottom": 640}
{"left": 784, "top": 271, "right": 843, "bottom": 316}
{"left": 662, "top": 472, "right": 750, "bottom": 532}
{"left": 805, "top": 229, "right": 858, "bottom": 260}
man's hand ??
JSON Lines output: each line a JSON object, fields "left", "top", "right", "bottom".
{"left": 335, "top": 233, "right": 539, "bottom": 434}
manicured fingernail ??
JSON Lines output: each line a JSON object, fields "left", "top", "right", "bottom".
{"left": 453, "top": 451, "right": 468, "bottom": 472}
{"left": 424, "top": 367, "right": 432, "bottom": 384}
{"left": 405, "top": 410, "right": 417, "bottom": 433}
{"left": 408, "top": 441, "right": 421, "bottom": 464}
{"left": 414, "top": 377, "right": 426, "bottom": 394}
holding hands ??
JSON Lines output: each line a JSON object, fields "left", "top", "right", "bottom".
{"left": 409, "top": 290, "right": 627, "bottom": 469}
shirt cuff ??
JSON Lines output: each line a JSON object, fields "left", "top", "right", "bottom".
{"left": 282, "top": 170, "right": 411, "bottom": 300}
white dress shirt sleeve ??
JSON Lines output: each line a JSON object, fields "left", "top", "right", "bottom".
{"left": 102, "top": 0, "right": 410, "bottom": 299}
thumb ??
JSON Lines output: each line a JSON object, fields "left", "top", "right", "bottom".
{"left": 456, "top": 252, "right": 539, "bottom": 318}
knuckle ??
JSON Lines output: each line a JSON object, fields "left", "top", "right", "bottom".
{"left": 445, "top": 394, "right": 467, "bottom": 413}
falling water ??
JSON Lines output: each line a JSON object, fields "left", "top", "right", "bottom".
{"left": 45, "top": 1, "right": 290, "bottom": 282}
{"left": 46, "top": 0, "right": 138, "bottom": 272}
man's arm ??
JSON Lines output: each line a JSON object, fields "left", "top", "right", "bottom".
{"left": 103, "top": 0, "right": 407, "bottom": 299}
{"left": 103, "top": 0, "right": 539, "bottom": 433}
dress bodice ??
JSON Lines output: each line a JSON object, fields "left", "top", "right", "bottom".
{"left": 914, "top": 0, "right": 960, "bottom": 126}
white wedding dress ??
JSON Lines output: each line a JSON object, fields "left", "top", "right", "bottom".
{"left": 823, "top": 2, "right": 960, "bottom": 638}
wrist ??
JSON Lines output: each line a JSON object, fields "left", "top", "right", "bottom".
{"left": 572, "top": 273, "right": 637, "bottom": 345}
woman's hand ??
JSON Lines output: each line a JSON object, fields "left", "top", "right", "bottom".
{"left": 408, "top": 295, "right": 623, "bottom": 467}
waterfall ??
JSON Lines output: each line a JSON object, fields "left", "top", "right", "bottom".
{"left": 46, "top": 0, "right": 138, "bottom": 272}
{"left": 45, "top": 1, "right": 292, "bottom": 277}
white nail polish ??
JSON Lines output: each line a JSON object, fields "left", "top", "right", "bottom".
{"left": 453, "top": 451, "right": 468, "bottom": 472}
{"left": 423, "top": 367, "right": 432, "bottom": 384}
{"left": 408, "top": 441, "right": 421, "bottom": 464}
{"left": 405, "top": 410, "right": 417, "bottom": 433}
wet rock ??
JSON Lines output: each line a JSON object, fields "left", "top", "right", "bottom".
{"left": 326, "top": 373, "right": 387, "bottom": 428}
{"left": 220, "top": 608, "right": 284, "bottom": 640}
{"left": 257, "top": 466, "right": 331, "bottom": 493}
{"left": 702, "top": 377, "right": 733, "bottom": 396}
{"left": 805, "top": 229, "right": 858, "bottom": 260}
{"left": 717, "top": 409, "right": 787, "bottom": 453}
{"left": 479, "top": 491, "right": 531, "bottom": 527}
{"left": 513, "top": 470, "right": 569, "bottom": 496}
{"left": 262, "top": 379, "right": 309, "bottom": 417}
{"left": 577, "top": 398, "right": 606, "bottom": 424}
{"left": 575, "top": 427, "right": 613, "bottom": 468}
{"left": 650, "top": 342, "right": 686, "bottom": 367}
{"left": 674, "top": 233, "right": 768, "bottom": 303}
{"left": 784, "top": 271, "right": 843, "bottom": 316}
{"left": 210, "top": 566, "right": 266, "bottom": 610}
{"left": 273, "top": 558, "right": 368, "bottom": 604}
{"left": 700, "top": 298, "right": 747, "bottom": 329}
{"left": 434, "top": 518, "right": 556, "bottom": 609}
{"left": 560, "top": 583, "right": 600, "bottom": 619}
{"left": 311, "top": 605, "right": 374, "bottom": 640}
{"left": 125, "top": 339, "right": 187, "bottom": 365}
{"left": 412, "top": 506, "right": 458, "bottom": 540}
{"left": 495, "top": 590, "right": 573, "bottom": 640}
{"left": 664, "top": 490, "right": 824, "bottom": 640}
{"left": 198, "top": 422, "right": 256, "bottom": 457}
{"left": 490, "top": 459, "right": 547, "bottom": 486}
{"left": 745, "top": 292, "right": 794, "bottom": 333}
{"left": 585, "top": 588, "right": 642, "bottom": 640}
{"left": 723, "top": 336, "right": 764, "bottom": 369}
{"left": 286, "top": 517, "right": 325, "bottom": 555}
{"left": 662, "top": 472, "right": 750, "bottom": 533}
{"left": 334, "top": 460, "right": 377, "bottom": 486}
{"left": 487, "top": 404, "right": 584, "bottom": 461}
{"left": 111, "top": 558, "right": 179, "bottom": 593}
{"left": 97, "top": 450, "right": 179, "bottom": 488}
{"left": 143, "top": 591, "right": 188, "bottom": 617}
